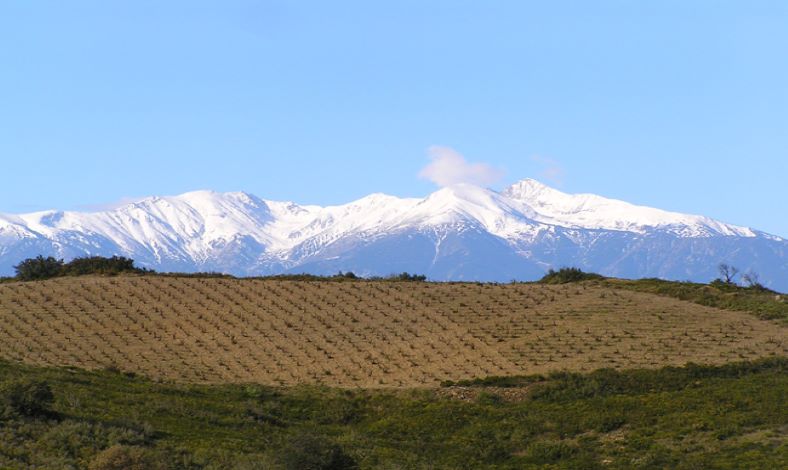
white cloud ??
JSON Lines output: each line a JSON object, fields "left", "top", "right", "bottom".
{"left": 418, "top": 146, "right": 504, "bottom": 187}
{"left": 531, "top": 155, "right": 564, "bottom": 186}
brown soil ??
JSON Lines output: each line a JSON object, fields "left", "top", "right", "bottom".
{"left": 0, "top": 277, "right": 784, "bottom": 387}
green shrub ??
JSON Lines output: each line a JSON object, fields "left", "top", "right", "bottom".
{"left": 525, "top": 440, "right": 578, "bottom": 464}
{"left": 14, "top": 255, "right": 64, "bottom": 281}
{"left": 475, "top": 391, "right": 504, "bottom": 406}
{"left": 1, "top": 378, "right": 54, "bottom": 417}
{"left": 442, "top": 374, "right": 545, "bottom": 388}
{"left": 539, "top": 267, "right": 604, "bottom": 284}
{"left": 35, "top": 421, "right": 152, "bottom": 460}
{"left": 88, "top": 445, "right": 163, "bottom": 470}
{"left": 62, "top": 256, "right": 146, "bottom": 276}
{"left": 157, "top": 271, "right": 233, "bottom": 279}
{"left": 13, "top": 255, "right": 151, "bottom": 281}
{"left": 387, "top": 272, "right": 427, "bottom": 282}
{"left": 314, "top": 397, "right": 364, "bottom": 425}
{"left": 278, "top": 432, "right": 358, "bottom": 470}
{"left": 710, "top": 279, "right": 741, "bottom": 292}
{"left": 335, "top": 271, "right": 358, "bottom": 280}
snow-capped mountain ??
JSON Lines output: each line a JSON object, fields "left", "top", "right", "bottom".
{"left": 1, "top": 179, "right": 786, "bottom": 291}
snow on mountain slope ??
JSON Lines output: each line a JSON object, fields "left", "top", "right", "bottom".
{"left": 395, "top": 184, "right": 531, "bottom": 230}
{"left": 11, "top": 191, "right": 278, "bottom": 263}
{"left": 0, "top": 179, "right": 784, "bottom": 289}
{"left": 280, "top": 193, "right": 420, "bottom": 248}
{"left": 502, "top": 179, "right": 756, "bottom": 237}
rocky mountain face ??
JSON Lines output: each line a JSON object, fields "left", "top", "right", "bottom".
{"left": 1, "top": 179, "right": 785, "bottom": 291}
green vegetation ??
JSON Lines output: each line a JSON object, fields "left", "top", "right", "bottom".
{"left": 441, "top": 359, "right": 787, "bottom": 394}
{"left": 12, "top": 255, "right": 64, "bottom": 281}
{"left": 279, "top": 432, "right": 358, "bottom": 470}
{"left": 441, "top": 375, "right": 545, "bottom": 388}
{"left": 539, "top": 267, "right": 605, "bottom": 284}
{"left": 610, "top": 278, "right": 788, "bottom": 322}
{"left": 155, "top": 271, "right": 236, "bottom": 279}
{"left": 0, "top": 378, "right": 54, "bottom": 418}
{"left": 0, "top": 358, "right": 785, "bottom": 469}
{"left": 251, "top": 271, "right": 363, "bottom": 282}
{"left": 533, "top": 265, "right": 786, "bottom": 322}
{"left": 62, "top": 256, "right": 148, "bottom": 276}
{"left": 157, "top": 270, "right": 428, "bottom": 282}
{"left": 9, "top": 255, "right": 432, "bottom": 284}
{"left": 370, "top": 272, "right": 427, "bottom": 282}
{"left": 254, "top": 271, "right": 427, "bottom": 282}
{"left": 13, "top": 255, "right": 149, "bottom": 281}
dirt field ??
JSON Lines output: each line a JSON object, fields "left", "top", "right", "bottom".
{"left": 0, "top": 276, "right": 784, "bottom": 387}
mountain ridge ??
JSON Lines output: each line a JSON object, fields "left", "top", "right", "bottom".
{"left": 1, "top": 179, "right": 785, "bottom": 290}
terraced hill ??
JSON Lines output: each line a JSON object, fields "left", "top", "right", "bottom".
{"left": 0, "top": 276, "right": 784, "bottom": 387}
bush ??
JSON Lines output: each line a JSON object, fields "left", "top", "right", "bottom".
{"left": 525, "top": 440, "right": 578, "bottom": 464}
{"left": 1, "top": 378, "right": 54, "bottom": 417}
{"left": 279, "top": 432, "right": 358, "bottom": 470}
{"left": 62, "top": 256, "right": 145, "bottom": 276}
{"left": 14, "top": 255, "right": 64, "bottom": 281}
{"left": 441, "top": 374, "right": 544, "bottom": 388}
{"left": 88, "top": 445, "right": 164, "bottom": 470}
{"left": 314, "top": 398, "right": 364, "bottom": 425}
{"left": 528, "top": 358, "right": 787, "bottom": 401}
{"left": 335, "top": 271, "right": 358, "bottom": 280}
{"left": 253, "top": 272, "right": 361, "bottom": 282}
{"left": 13, "top": 255, "right": 150, "bottom": 281}
{"left": 539, "top": 267, "right": 604, "bottom": 284}
{"left": 389, "top": 272, "right": 427, "bottom": 282}
{"left": 36, "top": 421, "right": 153, "bottom": 458}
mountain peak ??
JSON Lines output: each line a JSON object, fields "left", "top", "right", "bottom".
{"left": 502, "top": 178, "right": 562, "bottom": 201}
{"left": 420, "top": 184, "right": 504, "bottom": 213}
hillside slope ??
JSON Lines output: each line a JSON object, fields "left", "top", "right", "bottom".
{"left": 1, "top": 276, "right": 784, "bottom": 387}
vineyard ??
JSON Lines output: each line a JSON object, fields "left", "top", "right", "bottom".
{"left": 0, "top": 276, "right": 785, "bottom": 387}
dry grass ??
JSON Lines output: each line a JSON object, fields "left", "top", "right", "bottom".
{"left": 0, "top": 276, "right": 784, "bottom": 387}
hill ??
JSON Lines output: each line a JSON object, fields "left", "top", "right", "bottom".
{"left": 0, "top": 276, "right": 784, "bottom": 387}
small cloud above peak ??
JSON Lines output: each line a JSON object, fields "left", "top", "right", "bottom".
{"left": 530, "top": 155, "right": 565, "bottom": 186}
{"left": 418, "top": 146, "right": 504, "bottom": 188}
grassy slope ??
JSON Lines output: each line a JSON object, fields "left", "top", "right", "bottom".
{"left": 1, "top": 359, "right": 786, "bottom": 469}
{"left": 604, "top": 278, "right": 788, "bottom": 322}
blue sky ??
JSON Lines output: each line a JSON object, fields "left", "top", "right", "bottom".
{"left": 1, "top": 1, "right": 786, "bottom": 236}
